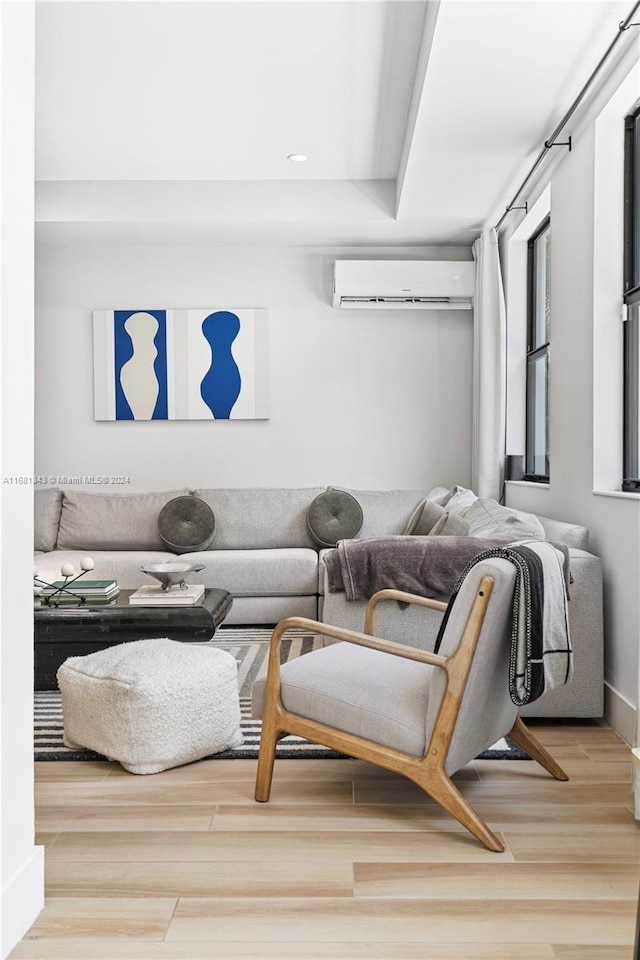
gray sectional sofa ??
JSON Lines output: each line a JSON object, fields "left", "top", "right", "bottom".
{"left": 33, "top": 485, "right": 604, "bottom": 719}
{"left": 34, "top": 486, "right": 326, "bottom": 626}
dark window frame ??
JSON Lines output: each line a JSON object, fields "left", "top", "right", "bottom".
{"left": 623, "top": 107, "right": 640, "bottom": 491}
{"left": 524, "top": 216, "right": 551, "bottom": 482}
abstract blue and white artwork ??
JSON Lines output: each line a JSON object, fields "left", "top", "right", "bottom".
{"left": 93, "top": 308, "right": 269, "bottom": 420}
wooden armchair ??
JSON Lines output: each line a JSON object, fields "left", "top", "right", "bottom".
{"left": 252, "top": 555, "right": 568, "bottom": 852}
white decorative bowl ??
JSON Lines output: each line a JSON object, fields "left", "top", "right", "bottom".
{"left": 140, "top": 562, "right": 205, "bottom": 591}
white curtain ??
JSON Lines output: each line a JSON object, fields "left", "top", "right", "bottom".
{"left": 471, "top": 228, "right": 506, "bottom": 500}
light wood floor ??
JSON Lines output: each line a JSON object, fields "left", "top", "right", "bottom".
{"left": 10, "top": 720, "right": 640, "bottom": 960}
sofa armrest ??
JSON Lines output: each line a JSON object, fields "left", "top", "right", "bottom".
{"left": 520, "top": 547, "right": 604, "bottom": 718}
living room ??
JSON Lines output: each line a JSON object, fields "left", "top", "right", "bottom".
{"left": 3, "top": 0, "right": 640, "bottom": 956}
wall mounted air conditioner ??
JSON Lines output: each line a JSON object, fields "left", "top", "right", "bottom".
{"left": 333, "top": 260, "right": 475, "bottom": 309}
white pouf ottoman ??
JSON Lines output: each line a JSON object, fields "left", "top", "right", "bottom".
{"left": 57, "top": 637, "right": 243, "bottom": 774}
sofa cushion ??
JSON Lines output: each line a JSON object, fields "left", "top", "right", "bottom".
{"left": 429, "top": 511, "right": 471, "bottom": 537}
{"left": 464, "top": 498, "right": 545, "bottom": 542}
{"left": 158, "top": 496, "right": 216, "bottom": 554}
{"left": 192, "top": 488, "right": 323, "bottom": 549}
{"left": 57, "top": 490, "right": 189, "bottom": 551}
{"left": 336, "top": 488, "right": 435, "bottom": 539}
{"left": 179, "top": 548, "right": 318, "bottom": 596}
{"left": 34, "top": 488, "right": 63, "bottom": 552}
{"left": 307, "top": 490, "right": 363, "bottom": 547}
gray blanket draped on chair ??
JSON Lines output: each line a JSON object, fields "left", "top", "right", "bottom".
{"left": 435, "top": 540, "right": 573, "bottom": 706}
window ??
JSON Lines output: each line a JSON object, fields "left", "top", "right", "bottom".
{"left": 623, "top": 107, "right": 640, "bottom": 491}
{"left": 525, "top": 217, "right": 550, "bottom": 481}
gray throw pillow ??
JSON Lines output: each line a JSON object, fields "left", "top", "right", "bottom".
{"left": 158, "top": 496, "right": 216, "bottom": 554}
{"left": 404, "top": 499, "right": 445, "bottom": 536}
{"left": 464, "top": 498, "right": 545, "bottom": 541}
{"left": 307, "top": 490, "right": 364, "bottom": 548}
{"left": 429, "top": 511, "right": 471, "bottom": 537}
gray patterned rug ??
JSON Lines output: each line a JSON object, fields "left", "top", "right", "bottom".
{"left": 34, "top": 626, "right": 528, "bottom": 762}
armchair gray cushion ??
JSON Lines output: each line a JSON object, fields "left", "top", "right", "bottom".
{"left": 252, "top": 641, "right": 435, "bottom": 757}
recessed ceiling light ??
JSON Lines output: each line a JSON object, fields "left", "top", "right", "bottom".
{"left": 287, "top": 154, "right": 308, "bottom": 162}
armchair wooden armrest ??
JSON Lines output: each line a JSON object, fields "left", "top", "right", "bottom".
{"left": 268, "top": 615, "right": 448, "bottom": 670}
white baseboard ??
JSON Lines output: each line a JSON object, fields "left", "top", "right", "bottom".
{"left": 604, "top": 681, "right": 637, "bottom": 746}
{"left": 2, "top": 846, "right": 44, "bottom": 960}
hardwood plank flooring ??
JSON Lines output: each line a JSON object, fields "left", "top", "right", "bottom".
{"left": 166, "top": 898, "right": 634, "bottom": 944}
{"left": 9, "top": 720, "right": 640, "bottom": 959}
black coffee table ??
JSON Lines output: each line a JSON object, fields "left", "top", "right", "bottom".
{"left": 34, "top": 588, "right": 233, "bottom": 690}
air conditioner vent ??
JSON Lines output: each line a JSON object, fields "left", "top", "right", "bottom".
{"left": 333, "top": 260, "right": 475, "bottom": 310}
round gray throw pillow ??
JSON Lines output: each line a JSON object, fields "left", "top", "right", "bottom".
{"left": 307, "top": 490, "right": 363, "bottom": 547}
{"left": 158, "top": 496, "right": 216, "bottom": 554}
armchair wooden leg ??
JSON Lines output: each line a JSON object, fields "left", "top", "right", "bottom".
{"left": 507, "top": 716, "right": 569, "bottom": 781}
{"left": 416, "top": 768, "right": 505, "bottom": 853}
{"left": 254, "top": 708, "right": 281, "bottom": 802}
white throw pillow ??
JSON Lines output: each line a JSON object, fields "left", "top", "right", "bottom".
{"left": 440, "top": 485, "right": 478, "bottom": 515}
{"left": 464, "top": 498, "right": 545, "bottom": 542}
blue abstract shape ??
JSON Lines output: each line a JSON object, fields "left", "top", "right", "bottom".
{"left": 200, "top": 311, "right": 242, "bottom": 419}
{"left": 114, "top": 310, "right": 168, "bottom": 420}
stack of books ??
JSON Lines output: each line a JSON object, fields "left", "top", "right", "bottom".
{"left": 40, "top": 579, "right": 119, "bottom": 605}
{"left": 128, "top": 584, "right": 205, "bottom": 606}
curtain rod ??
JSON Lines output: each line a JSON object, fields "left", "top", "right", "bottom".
{"left": 494, "top": 0, "right": 640, "bottom": 232}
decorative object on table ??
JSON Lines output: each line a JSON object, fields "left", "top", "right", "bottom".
{"left": 57, "top": 637, "right": 243, "bottom": 774}
{"left": 33, "top": 557, "right": 116, "bottom": 606}
{"left": 157, "top": 496, "right": 216, "bottom": 553}
{"left": 92, "top": 308, "right": 269, "bottom": 421}
{"left": 128, "top": 584, "right": 205, "bottom": 606}
{"left": 39, "top": 580, "right": 119, "bottom": 606}
{"left": 139, "top": 561, "right": 205, "bottom": 591}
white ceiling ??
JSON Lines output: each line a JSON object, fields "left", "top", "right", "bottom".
{"left": 35, "top": 0, "right": 632, "bottom": 246}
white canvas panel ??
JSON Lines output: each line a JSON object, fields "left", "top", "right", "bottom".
{"left": 92, "top": 310, "right": 115, "bottom": 420}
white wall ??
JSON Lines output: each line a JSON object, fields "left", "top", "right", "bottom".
{"left": 501, "top": 46, "right": 640, "bottom": 743}
{"left": 1, "top": 3, "right": 44, "bottom": 957}
{"left": 35, "top": 244, "right": 473, "bottom": 492}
